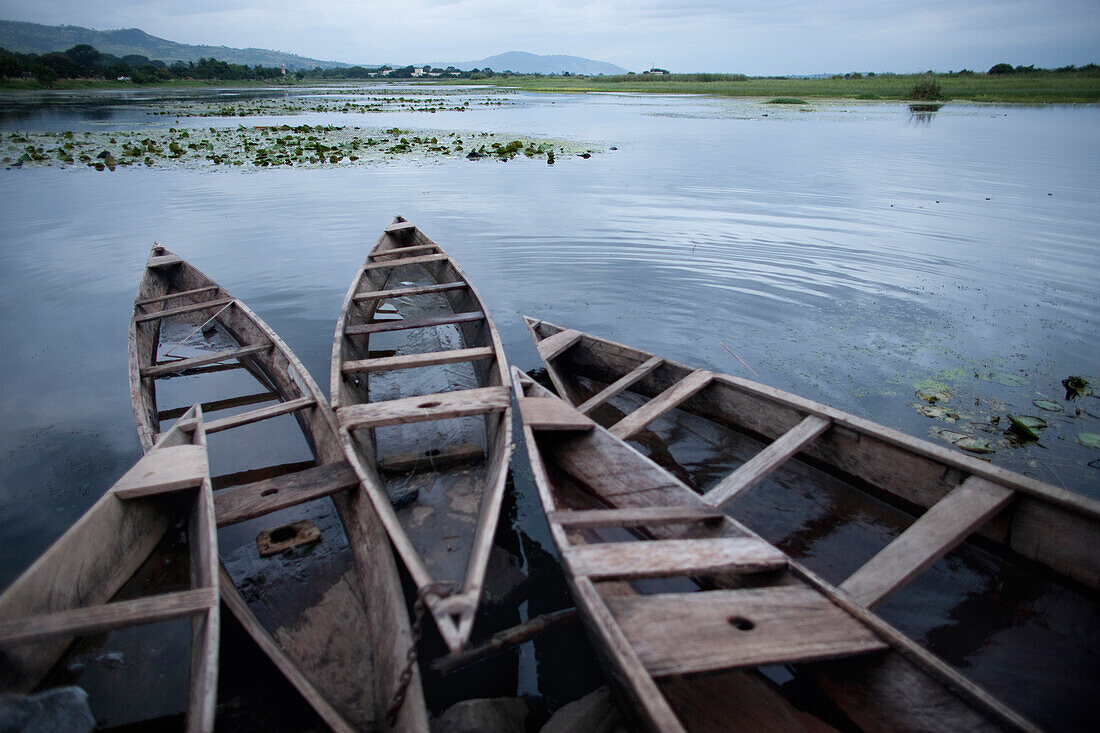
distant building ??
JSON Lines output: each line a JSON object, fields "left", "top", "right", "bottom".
{"left": 643, "top": 68, "right": 670, "bottom": 75}
{"left": 281, "top": 63, "right": 286, "bottom": 76}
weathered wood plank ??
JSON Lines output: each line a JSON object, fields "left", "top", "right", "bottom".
{"left": 548, "top": 505, "right": 724, "bottom": 529}
{"left": 140, "top": 344, "right": 270, "bottom": 378}
{"left": 378, "top": 442, "right": 484, "bottom": 473}
{"left": 344, "top": 311, "right": 484, "bottom": 336}
{"left": 134, "top": 297, "right": 233, "bottom": 323}
{"left": 385, "top": 220, "right": 417, "bottom": 235}
{"left": 342, "top": 346, "right": 494, "bottom": 374}
{"left": 572, "top": 577, "right": 688, "bottom": 733}
{"left": 148, "top": 254, "right": 182, "bottom": 267}
{"left": 703, "top": 414, "right": 832, "bottom": 507}
{"left": 518, "top": 397, "right": 596, "bottom": 431}
{"left": 0, "top": 588, "right": 217, "bottom": 644}
{"left": 577, "top": 355, "right": 663, "bottom": 414}
{"left": 606, "top": 587, "right": 887, "bottom": 677}
{"left": 536, "top": 328, "right": 583, "bottom": 362}
{"left": 217, "top": 569, "right": 359, "bottom": 733}
{"left": 213, "top": 461, "right": 359, "bottom": 527}
{"left": 203, "top": 396, "right": 314, "bottom": 434}
{"left": 840, "top": 476, "right": 1015, "bottom": 608}
{"left": 136, "top": 286, "right": 219, "bottom": 307}
{"left": 158, "top": 391, "right": 279, "bottom": 421}
{"left": 432, "top": 608, "right": 578, "bottom": 674}
{"left": 563, "top": 537, "right": 787, "bottom": 581}
{"left": 112, "top": 444, "right": 208, "bottom": 499}
{"left": 353, "top": 281, "right": 468, "bottom": 302}
{"left": 360, "top": 252, "right": 449, "bottom": 270}
{"left": 368, "top": 243, "right": 439, "bottom": 258}
{"left": 337, "top": 386, "right": 510, "bottom": 430}
{"left": 609, "top": 370, "right": 714, "bottom": 440}
{"left": 211, "top": 460, "right": 316, "bottom": 491}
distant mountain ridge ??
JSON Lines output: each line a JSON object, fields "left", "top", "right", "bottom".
{"left": 0, "top": 19, "right": 349, "bottom": 70}
{"left": 433, "top": 51, "right": 630, "bottom": 75}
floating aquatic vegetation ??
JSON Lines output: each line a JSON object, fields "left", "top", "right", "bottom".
{"left": 1062, "top": 376, "right": 1092, "bottom": 400}
{"left": 985, "top": 370, "right": 1030, "bottom": 387}
{"left": 911, "top": 403, "right": 960, "bottom": 422}
{"left": 915, "top": 387, "right": 952, "bottom": 404}
{"left": 1077, "top": 433, "right": 1100, "bottom": 449}
{"left": 1006, "top": 414, "right": 1046, "bottom": 442}
{"left": 1033, "top": 399, "right": 1065, "bottom": 412}
{"left": 931, "top": 427, "right": 995, "bottom": 454}
{"left": 1, "top": 126, "right": 596, "bottom": 171}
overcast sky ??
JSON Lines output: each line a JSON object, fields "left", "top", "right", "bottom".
{"left": 2, "top": 0, "right": 1098, "bottom": 74}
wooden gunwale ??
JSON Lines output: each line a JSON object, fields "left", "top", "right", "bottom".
{"left": 129, "top": 245, "right": 427, "bottom": 731}
{"left": 510, "top": 367, "right": 1041, "bottom": 733}
{"left": 523, "top": 317, "right": 1100, "bottom": 593}
{"left": 330, "top": 216, "right": 512, "bottom": 652}
{"left": 0, "top": 406, "right": 219, "bottom": 732}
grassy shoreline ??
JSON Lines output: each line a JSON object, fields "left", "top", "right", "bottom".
{"left": 2, "top": 71, "right": 1099, "bottom": 103}
{"left": 440, "top": 72, "right": 1100, "bottom": 103}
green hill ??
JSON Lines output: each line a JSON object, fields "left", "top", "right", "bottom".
{"left": 0, "top": 19, "right": 348, "bottom": 70}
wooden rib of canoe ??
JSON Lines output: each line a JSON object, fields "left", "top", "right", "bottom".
{"left": 0, "top": 406, "right": 219, "bottom": 732}
{"left": 523, "top": 316, "right": 1100, "bottom": 730}
{"left": 511, "top": 367, "right": 1046, "bottom": 733}
{"left": 130, "top": 245, "right": 428, "bottom": 732}
{"left": 331, "top": 216, "right": 512, "bottom": 653}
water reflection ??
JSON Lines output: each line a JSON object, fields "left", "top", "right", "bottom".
{"left": 908, "top": 103, "right": 943, "bottom": 124}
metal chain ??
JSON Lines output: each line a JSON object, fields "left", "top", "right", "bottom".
{"left": 386, "top": 581, "right": 456, "bottom": 727}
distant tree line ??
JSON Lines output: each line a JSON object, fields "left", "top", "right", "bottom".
{"left": 0, "top": 43, "right": 285, "bottom": 84}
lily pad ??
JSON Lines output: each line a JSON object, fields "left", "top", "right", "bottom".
{"left": 1077, "top": 433, "right": 1100, "bottom": 449}
{"left": 911, "top": 403, "right": 960, "bottom": 422}
{"left": 1006, "top": 414, "right": 1042, "bottom": 441}
{"left": 916, "top": 387, "right": 952, "bottom": 404}
{"left": 931, "top": 428, "right": 995, "bottom": 454}
{"left": 1032, "top": 399, "right": 1064, "bottom": 412}
{"left": 987, "top": 371, "right": 1029, "bottom": 387}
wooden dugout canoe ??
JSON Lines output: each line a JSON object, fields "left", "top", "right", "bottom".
{"left": 523, "top": 317, "right": 1100, "bottom": 729}
{"left": 130, "top": 245, "right": 427, "bottom": 732}
{"left": 0, "top": 406, "right": 218, "bottom": 732}
{"left": 331, "top": 217, "right": 512, "bottom": 653}
{"left": 511, "top": 367, "right": 1044, "bottom": 733}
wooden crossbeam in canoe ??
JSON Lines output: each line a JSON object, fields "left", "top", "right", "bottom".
{"left": 548, "top": 505, "right": 724, "bottom": 529}
{"left": 134, "top": 297, "right": 234, "bottom": 323}
{"left": 344, "top": 311, "right": 484, "bottom": 336}
{"left": 840, "top": 476, "right": 1015, "bottom": 608}
{"left": 703, "top": 414, "right": 832, "bottom": 507}
{"left": 608, "top": 370, "right": 714, "bottom": 440}
{"left": 576, "top": 356, "right": 663, "bottom": 414}
{"left": 337, "top": 386, "right": 511, "bottom": 430}
{"left": 368, "top": 244, "right": 439, "bottom": 259}
{"left": 211, "top": 460, "right": 316, "bottom": 491}
{"left": 605, "top": 587, "right": 887, "bottom": 677}
{"left": 517, "top": 397, "right": 595, "bottom": 431}
{"left": 214, "top": 461, "right": 359, "bottom": 527}
{"left": 112, "top": 444, "right": 208, "bottom": 499}
{"left": 136, "top": 286, "right": 219, "bottom": 307}
{"left": 385, "top": 221, "right": 417, "bottom": 235}
{"left": 536, "top": 328, "right": 583, "bottom": 361}
{"left": 341, "top": 346, "right": 494, "bottom": 374}
{"left": 203, "top": 396, "right": 314, "bottom": 434}
{"left": 140, "top": 344, "right": 271, "bottom": 378}
{"left": 0, "top": 587, "right": 217, "bottom": 644}
{"left": 562, "top": 537, "right": 787, "bottom": 581}
{"left": 378, "top": 442, "right": 484, "bottom": 473}
{"left": 360, "top": 252, "right": 449, "bottom": 271}
{"left": 158, "top": 390, "right": 279, "bottom": 421}
{"left": 353, "top": 281, "right": 468, "bottom": 303}
{"left": 148, "top": 254, "right": 182, "bottom": 267}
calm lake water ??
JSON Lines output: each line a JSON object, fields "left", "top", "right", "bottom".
{"left": 0, "top": 86, "right": 1097, "bottom": 730}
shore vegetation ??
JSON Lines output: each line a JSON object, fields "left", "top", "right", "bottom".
{"left": 2, "top": 44, "right": 1098, "bottom": 103}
